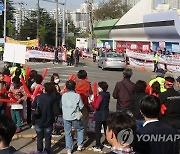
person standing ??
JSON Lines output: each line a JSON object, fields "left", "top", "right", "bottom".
{"left": 10, "top": 63, "right": 26, "bottom": 79}
{"left": 0, "top": 72, "right": 9, "bottom": 115}
{"left": 61, "top": 80, "right": 84, "bottom": 154}
{"left": 0, "top": 46, "right": 3, "bottom": 61}
{"left": 134, "top": 95, "right": 179, "bottom": 154}
{"left": 53, "top": 48, "right": 59, "bottom": 64}
{"left": 66, "top": 49, "right": 72, "bottom": 66}
{"left": 159, "top": 76, "right": 180, "bottom": 130}
{"left": 176, "top": 76, "right": 180, "bottom": 90}
{"left": 113, "top": 68, "right": 135, "bottom": 113}
{"left": 26, "top": 70, "right": 38, "bottom": 126}
{"left": 131, "top": 80, "right": 147, "bottom": 130}
{"left": 32, "top": 83, "right": 55, "bottom": 154}
{"left": 149, "top": 68, "right": 166, "bottom": 93}
{"left": 92, "top": 81, "right": 111, "bottom": 152}
{"left": 153, "top": 51, "right": 159, "bottom": 72}
{"left": 50, "top": 73, "right": 62, "bottom": 136}
{"left": 9, "top": 76, "right": 27, "bottom": 133}
{"left": 74, "top": 47, "right": 80, "bottom": 67}
{"left": 92, "top": 48, "right": 98, "bottom": 62}
{"left": 75, "top": 70, "right": 93, "bottom": 136}
{"left": 3, "top": 68, "right": 11, "bottom": 86}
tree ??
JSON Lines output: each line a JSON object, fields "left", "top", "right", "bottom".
{"left": 0, "top": 0, "right": 15, "bottom": 37}
{"left": 19, "top": 8, "right": 56, "bottom": 46}
{"left": 94, "top": 0, "right": 130, "bottom": 21}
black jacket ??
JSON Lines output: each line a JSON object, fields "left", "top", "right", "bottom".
{"left": 132, "top": 93, "right": 147, "bottom": 120}
{"left": 133, "top": 121, "right": 179, "bottom": 154}
{"left": 0, "top": 81, "right": 9, "bottom": 108}
{"left": 32, "top": 93, "right": 55, "bottom": 127}
{"left": 159, "top": 88, "right": 180, "bottom": 129}
{"left": 95, "top": 91, "right": 110, "bottom": 121}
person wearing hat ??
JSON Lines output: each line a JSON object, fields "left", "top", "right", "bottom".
{"left": 149, "top": 68, "right": 166, "bottom": 93}
{"left": 176, "top": 76, "right": 180, "bottom": 90}
{"left": 159, "top": 76, "right": 180, "bottom": 130}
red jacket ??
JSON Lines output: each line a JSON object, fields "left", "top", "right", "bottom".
{"left": 75, "top": 79, "right": 93, "bottom": 106}
{"left": 4, "top": 75, "right": 11, "bottom": 86}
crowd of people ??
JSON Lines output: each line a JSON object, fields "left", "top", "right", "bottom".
{"left": 0, "top": 62, "right": 180, "bottom": 154}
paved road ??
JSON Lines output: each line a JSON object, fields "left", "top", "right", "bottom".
{"left": 17, "top": 59, "right": 156, "bottom": 111}
{"left": 0, "top": 59, "right": 175, "bottom": 154}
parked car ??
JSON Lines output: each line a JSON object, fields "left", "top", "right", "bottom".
{"left": 98, "top": 52, "right": 126, "bottom": 70}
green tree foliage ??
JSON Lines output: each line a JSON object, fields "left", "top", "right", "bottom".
{"left": 0, "top": 0, "right": 15, "bottom": 37}
{"left": 19, "top": 8, "right": 56, "bottom": 46}
{"left": 94, "top": 0, "right": 130, "bottom": 21}
{"left": 66, "top": 36, "right": 76, "bottom": 48}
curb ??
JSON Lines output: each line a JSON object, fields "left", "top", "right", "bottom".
{"left": 12, "top": 134, "right": 60, "bottom": 144}
{"left": 12, "top": 134, "right": 36, "bottom": 140}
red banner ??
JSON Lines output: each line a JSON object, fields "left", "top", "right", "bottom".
{"left": 116, "top": 41, "right": 150, "bottom": 53}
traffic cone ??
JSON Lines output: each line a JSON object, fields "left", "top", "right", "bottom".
{"left": 141, "top": 63, "right": 145, "bottom": 72}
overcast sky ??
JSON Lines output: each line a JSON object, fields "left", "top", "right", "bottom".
{"left": 12, "top": 0, "right": 162, "bottom": 11}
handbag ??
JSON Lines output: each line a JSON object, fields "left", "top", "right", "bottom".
{"left": 75, "top": 103, "right": 83, "bottom": 120}
{"left": 34, "top": 100, "right": 41, "bottom": 118}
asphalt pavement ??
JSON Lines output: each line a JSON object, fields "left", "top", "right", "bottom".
{"left": 0, "top": 59, "right": 178, "bottom": 154}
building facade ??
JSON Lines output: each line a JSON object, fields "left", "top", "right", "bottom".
{"left": 69, "top": 3, "right": 98, "bottom": 32}
{"left": 164, "top": 0, "right": 180, "bottom": 9}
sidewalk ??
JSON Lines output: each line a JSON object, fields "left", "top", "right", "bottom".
{"left": 11, "top": 124, "right": 110, "bottom": 154}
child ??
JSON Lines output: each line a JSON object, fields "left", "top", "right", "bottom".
{"left": 92, "top": 81, "right": 110, "bottom": 152}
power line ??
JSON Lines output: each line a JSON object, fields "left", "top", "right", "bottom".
{"left": 40, "top": 0, "right": 65, "bottom": 5}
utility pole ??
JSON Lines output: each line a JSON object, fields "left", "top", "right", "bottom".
{"left": 18, "top": 2, "right": 25, "bottom": 33}
{"left": 87, "top": 0, "right": 93, "bottom": 53}
{"left": 3, "top": 0, "right": 7, "bottom": 41}
{"left": 62, "top": 0, "right": 66, "bottom": 46}
{"left": 39, "top": 0, "right": 65, "bottom": 45}
{"left": 66, "top": 11, "right": 68, "bottom": 34}
{"left": 37, "top": 0, "right": 40, "bottom": 38}
{"left": 55, "top": 0, "right": 58, "bottom": 47}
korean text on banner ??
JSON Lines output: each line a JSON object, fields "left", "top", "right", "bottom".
{"left": 6, "top": 37, "right": 39, "bottom": 47}
{"left": 3, "top": 43, "right": 26, "bottom": 64}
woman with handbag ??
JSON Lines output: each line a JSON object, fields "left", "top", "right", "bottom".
{"left": 61, "top": 80, "right": 84, "bottom": 154}
{"left": 31, "top": 82, "right": 55, "bottom": 154}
